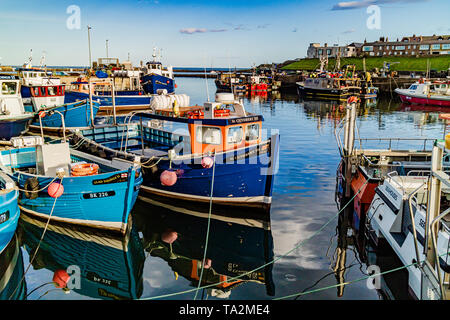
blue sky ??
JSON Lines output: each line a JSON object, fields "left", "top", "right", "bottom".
{"left": 0, "top": 0, "right": 449, "bottom": 67}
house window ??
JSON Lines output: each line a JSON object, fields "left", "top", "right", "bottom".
{"left": 395, "top": 46, "right": 405, "bottom": 50}
{"left": 196, "top": 126, "right": 222, "bottom": 145}
{"left": 443, "top": 44, "right": 450, "bottom": 50}
{"left": 432, "top": 44, "right": 441, "bottom": 50}
{"left": 420, "top": 45, "right": 430, "bottom": 50}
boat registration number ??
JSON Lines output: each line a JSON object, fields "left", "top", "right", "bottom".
{"left": 83, "top": 191, "right": 116, "bottom": 199}
{"left": 0, "top": 211, "right": 10, "bottom": 224}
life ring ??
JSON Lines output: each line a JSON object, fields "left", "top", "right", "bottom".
{"left": 71, "top": 163, "right": 99, "bottom": 176}
{"left": 24, "top": 177, "right": 39, "bottom": 200}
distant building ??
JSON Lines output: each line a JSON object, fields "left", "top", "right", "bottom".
{"left": 306, "top": 43, "right": 362, "bottom": 59}
{"left": 361, "top": 34, "right": 450, "bottom": 57}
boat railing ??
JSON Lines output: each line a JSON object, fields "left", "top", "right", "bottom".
{"left": 356, "top": 137, "right": 436, "bottom": 152}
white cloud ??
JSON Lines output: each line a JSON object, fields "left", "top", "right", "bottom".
{"left": 179, "top": 28, "right": 228, "bottom": 34}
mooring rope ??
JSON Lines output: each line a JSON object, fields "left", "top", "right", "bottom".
{"left": 193, "top": 153, "right": 216, "bottom": 300}
{"left": 8, "top": 176, "right": 64, "bottom": 300}
{"left": 138, "top": 178, "right": 370, "bottom": 300}
{"left": 274, "top": 250, "right": 450, "bottom": 300}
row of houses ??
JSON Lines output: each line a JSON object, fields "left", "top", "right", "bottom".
{"left": 307, "top": 34, "right": 450, "bottom": 58}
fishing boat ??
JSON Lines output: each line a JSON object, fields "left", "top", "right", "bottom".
{"left": 65, "top": 77, "right": 152, "bottom": 116}
{"left": 23, "top": 81, "right": 101, "bottom": 131}
{"left": 0, "top": 75, "right": 34, "bottom": 140}
{"left": 0, "top": 171, "right": 20, "bottom": 254}
{"left": 0, "top": 124, "right": 142, "bottom": 234}
{"left": 19, "top": 213, "right": 145, "bottom": 300}
{"left": 335, "top": 97, "right": 444, "bottom": 234}
{"left": 365, "top": 140, "right": 450, "bottom": 300}
{"left": 17, "top": 67, "right": 61, "bottom": 105}
{"left": 70, "top": 92, "right": 280, "bottom": 215}
{"left": 0, "top": 235, "right": 25, "bottom": 300}
{"left": 214, "top": 72, "right": 245, "bottom": 93}
{"left": 140, "top": 48, "right": 175, "bottom": 95}
{"left": 395, "top": 79, "right": 450, "bottom": 107}
{"left": 297, "top": 65, "right": 373, "bottom": 101}
{"left": 297, "top": 75, "right": 354, "bottom": 101}
{"left": 133, "top": 201, "right": 275, "bottom": 297}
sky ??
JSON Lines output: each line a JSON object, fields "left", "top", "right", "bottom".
{"left": 0, "top": 0, "right": 449, "bottom": 68}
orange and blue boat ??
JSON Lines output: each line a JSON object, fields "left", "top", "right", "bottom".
{"left": 71, "top": 93, "right": 280, "bottom": 216}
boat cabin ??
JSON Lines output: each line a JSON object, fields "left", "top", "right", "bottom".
{"left": 0, "top": 76, "right": 27, "bottom": 117}
{"left": 143, "top": 61, "right": 174, "bottom": 79}
{"left": 80, "top": 93, "right": 264, "bottom": 157}
{"left": 29, "top": 84, "right": 66, "bottom": 109}
{"left": 431, "top": 81, "right": 450, "bottom": 96}
{"left": 18, "top": 68, "right": 60, "bottom": 86}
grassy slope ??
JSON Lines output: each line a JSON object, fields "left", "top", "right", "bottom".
{"left": 282, "top": 56, "right": 450, "bottom": 72}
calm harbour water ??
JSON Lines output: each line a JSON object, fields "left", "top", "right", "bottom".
{"left": 1, "top": 77, "right": 446, "bottom": 300}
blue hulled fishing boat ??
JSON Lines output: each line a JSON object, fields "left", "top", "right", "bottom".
{"left": 0, "top": 76, "right": 34, "bottom": 140}
{"left": 0, "top": 172, "right": 20, "bottom": 254}
{"left": 19, "top": 213, "right": 145, "bottom": 299}
{"left": 65, "top": 77, "right": 153, "bottom": 115}
{"left": 70, "top": 92, "right": 280, "bottom": 215}
{"left": 0, "top": 133, "right": 142, "bottom": 234}
{"left": 18, "top": 67, "right": 61, "bottom": 105}
{"left": 140, "top": 48, "right": 175, "bottom": 95}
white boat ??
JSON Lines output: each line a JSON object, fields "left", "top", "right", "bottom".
{"left": 395, "top": 79, "right": 450, "bottom": 107}
{"left": 366, "top": 143, "right": 450, "bottom": 300}
{"left": 0, "top": 75, "right": 34, "bottom": 140}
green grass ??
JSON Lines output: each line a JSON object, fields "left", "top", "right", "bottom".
{"left": 282, "top": 56, "right": 450, "bottom": 72}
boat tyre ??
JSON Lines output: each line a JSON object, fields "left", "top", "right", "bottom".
{"left": 24, "top": 177, "right": 40, "bottom": 200}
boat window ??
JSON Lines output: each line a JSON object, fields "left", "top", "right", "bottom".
{"left": 1, "top": 82, "right": 17, "bottom": 95}
{"left": 246, "top": 123, "right": 260, "bottom": 141}
{"left": 40, "top": 87, "right": 47, "bottom": 96}
{"left": 227, "top": 126, "right": 243, "bottom": 144}
{"left": 196, "top": 126, "right": 221, "bottom": 145}
{"left": 48, "top": 86, "right": 57, "bottom": 96}
{"left": 409, "top": 85, "right": 418, "bottom": 90}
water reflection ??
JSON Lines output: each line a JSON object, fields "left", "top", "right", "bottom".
{"left": 18, "top": 214, "right": 145, "bottom": 300}
{"left": 0, "top": 235, "right": 25, "bottom": 300}
{"left": 6, "top": 78, "right": 450, "bottom": 300}
{"left": 133, "top": 200, "right": 275, "bottom": 299}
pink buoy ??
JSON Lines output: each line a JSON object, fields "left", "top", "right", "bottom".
{"left": 160, "top": 170, "right": 177, "bottom": 186}
{"left": 53, "top": 269, "right": 70, "bottom": 288}
{"left": 202, "top": 258, "right": 212, "bottom": 269}
{"left": 48, "top": 182, "right": 64, "bottom": 198}
{"left": 161, "top": 229, "right": 178, "bottom": 244}
{"left": 201, "top": 156, "right": 214, "bottom": 169}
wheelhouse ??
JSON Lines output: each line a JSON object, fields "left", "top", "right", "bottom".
{"left": 29, "top": 85, "right": 65, "bottom": 98}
